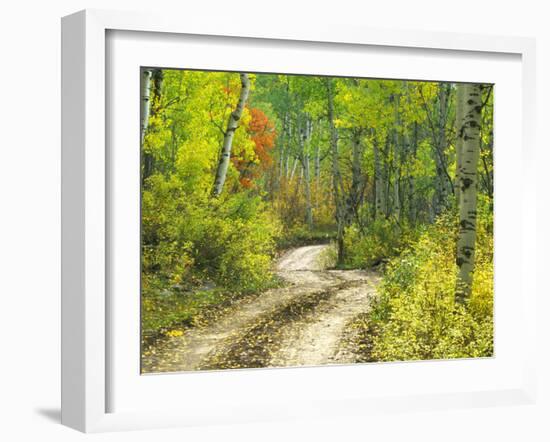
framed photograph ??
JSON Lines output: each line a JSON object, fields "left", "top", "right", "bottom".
{"left": 61, "top": 9, "right": 537, "bottom": 432}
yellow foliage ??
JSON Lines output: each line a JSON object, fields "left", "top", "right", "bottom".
{"left": 367, "top": 212, "right": 494, "bottom": 361}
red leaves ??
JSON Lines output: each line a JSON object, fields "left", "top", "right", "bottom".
{"left": 249, "top": 108, "right": 276, "bottom": 169}
{"left": 232, "top": 108, "right": 277, "bottom": 188}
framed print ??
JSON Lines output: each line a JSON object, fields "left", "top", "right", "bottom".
{"left": 61, "top": 9, "right": 537, "bottom": 433}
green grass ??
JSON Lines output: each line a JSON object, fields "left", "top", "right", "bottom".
{"left": 141, "top": 288, "right": 229, "bottom": 341}
{"left": 141, "top": 275, "right": 285, "bottom": 344}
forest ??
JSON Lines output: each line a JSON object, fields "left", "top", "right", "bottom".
{"left": 140, "top": 68, "right": 494, "bottom": 372}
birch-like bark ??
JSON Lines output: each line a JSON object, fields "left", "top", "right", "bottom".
{"left": 383, "top": 136, "right": 391, "bottom": 218}
{"left": 303, "top": 155, "right": 313, "bottom": 227}
{"left": 392, "top": 95, "right": 401, "bottom": 220}
{"left": 433, "top": 82, "right": 451, "bottom": 215}
{"left": 314, "top": 144, "right": 321, "bottom": 184}
{"left": 408, "top": 122, "right": 418, "bottom": 222}
{"left": 302, "top": 118, "right": 313, "bottom": 228}
{"left": 284, "top": 149, "right": 290, "bottom": 179}
{"left": 374, "top": 135, "right": 385, "bottom": 219}
{"left": 394, "top": 176, "right": 401, "bottom": 220}
{"left": 314, "top": 141, "right": 321, "bottom": 213}
{"left": 289, "top": 157, "right": 299, "bottom": 181}
{"left": 143, "top": 69, "right": 164, "bottom": 181}
{"left": 455, "top": 83, "right": 483, "bottom": 303}
{"left": 140, "top": 69, "right": 153, "bottom": 186}
{"left": 454, "top": 84, "right": 465, "bottom": 202}
{"left": 212, "top": 73, "right": 251, "bottom": 197}
{"left": 348, "top": 130, "right": 364, "bottom": 226}
{"left": 140, "top": 69, "right": 153, "bottom": 145}
{"left": 327, "top": 79, "right": 346, "bottom": 265}
{"left": 277, "top": 112, "right": 288, "bottom": 186}
{"left": 285, "top": 122, "right": 293, "bottom": 179}
{"left": 278, "top": 146, "right": 285, "bottom": 182}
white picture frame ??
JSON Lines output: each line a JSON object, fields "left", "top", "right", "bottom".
{"left": 61, "top": 9, "right": 537, "bottom": 433}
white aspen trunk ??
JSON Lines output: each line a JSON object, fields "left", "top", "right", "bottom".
{"left": 374, "top": 137, "right": 385, "bottom": 219}
{"left": 284, "top": 153, "right": 290, "bottom": 179}
{"left": 140, "top": 69, "right": 153, "bottom": 145}
{"left": 212, "top": 73, "right": 251, "bottom": 197}
{"left": 454, "top": 84, "right": 465, "bottom": 203}
{"left": 289, "top": 157, "right": 299, "bottom": 181}
{"left": 143, "top": 69, "right": 164, "bottom": 180}
{"left": 433, "top": 82, "right": 450, "bottom": 215}
{"left": 394, "top": 178, "right": 400, "bottom": 220}
{"left": 285, "top": 122, "right": 293, "bottom": 179}
{"left": 278, "top": 147, "right": 285, "bottom": 180}
{"left": 348, "top": 130, "right": 364, "bottom": 226}
{"left": 455, "top": 83, "right": 483, "bottom": 303}
{"left": 303, "top": 154, "right": 313, "bottom": 227}
{"left": 393, "top": 96, "right": 401, "bottom": 220}
{"left": 314, "top": 144, "right": 321, "bottom": 184}
{"left": 302, "top": 118, "right": 313, "bottom": 228}
{"left": 278, "top": 112, "right": 288, "bottom": 183}
{"left": 327, "top": 79, "right": 345, "bottom": 265}
{"left": 383, "top": 136, "right": 391, "bottom": 218}
{"left": 408, "top": 122, "right": 418, "bottom": 223}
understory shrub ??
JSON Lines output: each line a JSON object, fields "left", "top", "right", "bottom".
{"left": 365, "top": 212, "right": 493, "bottom": 361}
{"left": 343, "top": 218, "right": 418, "bottom": 269}
{"left": 141, "top": 174, "right": 282, "bottom": 335}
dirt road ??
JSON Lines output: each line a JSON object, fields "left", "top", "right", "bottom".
{"left": 141, "top": 244, "right": 380, "bottom": 373}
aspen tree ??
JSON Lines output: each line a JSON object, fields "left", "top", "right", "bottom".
{"left": 455, "top": 83, "right": 483, "bottom": 303}
{"left": 327, "top": 78, "right": 346, "bottom": 265}
{"left": 212, "top": 73, "right": 251, "bottom": 197}
{"left": 140, "top": 69, "right": 153, "bottom": 145}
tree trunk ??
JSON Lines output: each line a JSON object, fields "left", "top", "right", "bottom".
{"left": 454, "top": 84, "right": 465, "bottom": 203}
{"left": 212, "top": 73, "right": 251, "bottom": 197}
{"left": 285, "top": 122, "right": 293, "bottom": 179}
{"left": 383, "top": 135, "right": 391, "bottom": 218}
{"left": 143, "top": 69, "right": 164, "bottom": 181}
{"left": 455, "top": 83, "right": 483, "bottom": 303}
{"left": 373, "top": 135, "right": 385, "bottom": 220}
{"left": 140, "top": 69, "right": 154, "bottom": 185}
{"left": 303, "top": 154, "right": 313, "bottom": 227}
{"left": 394, "top": 176, "right": 400, "bottom": 220}
{"left": 408, "top": 122, "right": 418, "bottom": 223}
{"left": 302, "top": 118, "right": 313, "bottom": 228}
{"left": 392, "top": 95, "right": 401, "bottom": 220}
{"left": 289, "top": 157, "right": 299, "bottom": 181}
{"left": 277, "top": 112, "right": 288, "bottom": 188}
{"left": 314, "top": 143, "right": 321, "bottom": 186}
{"left": 151, "top": 69, "right": 164, "bottom": 112}
{"left": 327, "top": 79, "right": 345, "bottom": 265}
{"left": 140, "top": 69, "right": 153, "bottom": 145}
{"left": 348, "top": 130, "right": 364, "bottom": 225}
{"left": 433, "top": 82, "right": 451, "bottom": 216}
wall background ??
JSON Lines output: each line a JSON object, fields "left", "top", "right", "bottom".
{"left": 0, "top": 1, "right": 547, "bottom": 440}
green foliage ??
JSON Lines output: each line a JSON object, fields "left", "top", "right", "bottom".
{"left": 143, "top": 178, "right": 281, "bottom": 292}
{"left": 141, "top": 70, "right": 286, "bottom": 338}
{"left": 142, "top": 182, "right": 282, "bottom": 337}
{"left": 342, "top": 219, "right": 418, "bottom": 269}
{"left": 362, "top": 211, "right": 493, "bottom": 361}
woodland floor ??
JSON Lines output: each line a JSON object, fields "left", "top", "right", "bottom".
{"left": 141, "top": 244, "right": 381, "bottom": 373}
